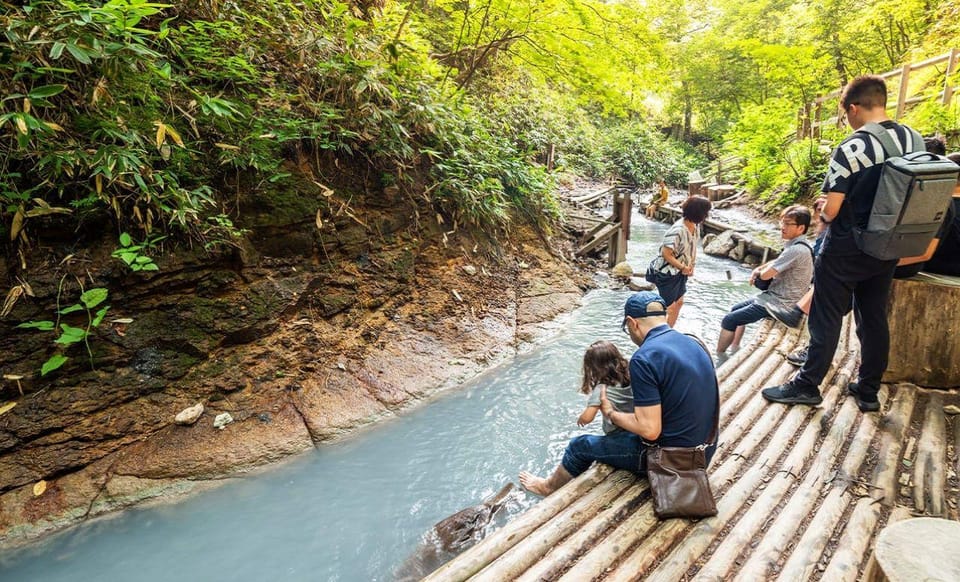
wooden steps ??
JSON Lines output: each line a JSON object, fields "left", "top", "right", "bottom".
{"left": 425, "top": 319, "right": 960, "bottom": 581}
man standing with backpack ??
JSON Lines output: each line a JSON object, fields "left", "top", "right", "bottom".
{"left": 762, "top": 75, "right": 955, "bottom": 412}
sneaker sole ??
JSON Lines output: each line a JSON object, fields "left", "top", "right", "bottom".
{"left": 847, "top": 383, "right": 880, "bottom": 412}
{"left": 761, "top": 393, "right": 823, "bottom": 406}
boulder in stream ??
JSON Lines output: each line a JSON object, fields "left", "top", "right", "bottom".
{"left": 611, "top": 261, "right": 634, "bottom": 278}
{"left": 704, "top": 230, "right": 737, "bottom": 257}
{"left": 174, "top": 403, "right": 204, "bottom": 426}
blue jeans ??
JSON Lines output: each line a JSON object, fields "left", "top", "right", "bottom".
{"left": 561, "top": 431, "right": 646, "bottom": 477}
{"left": 720, "top": 297, "right": 770, "bottom": 332}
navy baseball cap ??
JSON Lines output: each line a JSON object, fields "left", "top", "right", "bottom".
{"left": 622, "top": 291, "right": 668, "bottom": 331}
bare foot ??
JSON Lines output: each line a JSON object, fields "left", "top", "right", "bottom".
{"left": 519, "top": 471, "right": 554, "bottom": 496}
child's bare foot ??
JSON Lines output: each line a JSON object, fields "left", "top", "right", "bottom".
{"left": 519, "top": 471, "right": 553, "bottom": 496}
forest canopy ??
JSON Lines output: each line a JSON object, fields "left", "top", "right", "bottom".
{"left": 1, "top": 0, "right": 959, "bottom": 248}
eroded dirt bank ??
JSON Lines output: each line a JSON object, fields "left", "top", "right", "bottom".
{"left": 0, "top": 191, "right": 594, "bottom": 548}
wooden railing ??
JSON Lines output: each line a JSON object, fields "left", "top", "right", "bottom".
{"left": 689, "top": 155, "right": 744, "bottom": 185}
{"left": 798, "top": 49, "right": 960, "bottom": 139}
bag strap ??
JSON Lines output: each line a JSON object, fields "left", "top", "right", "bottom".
{"left": 794, "top": 240, "right": 815, "bottom": 261}
{"left": 859, "top": 122, "right": 923, "bottom": 157}
{"left": 683, "top": 333, "right": 720, "bottom": 448}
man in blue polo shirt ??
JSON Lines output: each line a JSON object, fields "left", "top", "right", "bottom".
{"left": 519, "top": 292, "right": 718, "bottom": 496}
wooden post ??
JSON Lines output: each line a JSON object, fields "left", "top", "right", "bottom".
{"left": 943, "top": 48, "right": 959, "bottom": 106}
{"left": 716, "top": 158, "right": 723, "bottom": 185}
{"left": 885, "top": 277, "right": 960, "bottom": 387}
{"left": 896, "top": 64, "right": 911, "bottom": 120}
{"left": 617, "top": 191, "right": 631, "bottom": 264}
{"left": 546, "top": 143, "right": 555, "bottom": 172}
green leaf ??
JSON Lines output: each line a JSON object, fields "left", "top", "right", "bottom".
{"left": 49, "top": 41, "right": 65, "bottom": 60}
{"left": 80, "top": 288, "right": 108, "bottom": 309}
{"left": 141, "top": 263, "right": 160, "bottom": 271}
{"left": 134, "top": 256, "right": 151, "bottom": 264}
{"left": 119, "top": 251, "right": 137, "bottom": 265}
{"left": 119, "top": 232, "right": 132, "bottom": 247}
{"left": 41, "top": 355, "right": 68, "bottom": 376}
{"left": 58, "top": 304, "right": 84, "bottom": 315}
{"left": 17, "top": 320, "right": 55, "bottom": 331}
{"left": 55, "top": 324, "right": 87, "bottom": 345}
{"left": 65, "top": 43, "right": 92, "bottom": 65}
{"left": 28, "top": 85, "right": 66, "bottom": 99}
{"left": 92, "top": 306, "right": 110, "bottom": 327}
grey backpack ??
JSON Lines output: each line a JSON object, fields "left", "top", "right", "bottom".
{"left": 853, "top": 122, "right": 959, "bottom": 260}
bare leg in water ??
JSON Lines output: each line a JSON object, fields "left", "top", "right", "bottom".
{"left": 518, "top": 465, "right": 573, "bottom": 497}
{"left": 666, "top": 296, "right": 684, "bottom": 327}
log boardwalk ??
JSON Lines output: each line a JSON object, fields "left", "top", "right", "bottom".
{"left": 425, "top": 319, "right": 960, "bottom": 581}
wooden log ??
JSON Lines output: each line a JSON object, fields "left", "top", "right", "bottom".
{"left": 732, "top": 361, "right": 873, "bottom": 581}
{"left": 913, "top": 392, "right": 946, "bottom": 515}
{"left": 608, "top": 352, "right": 838, "bottom": 581}
{"left": 870, "top": 384, "right": 919, "bottom": 506}
{"left": 715, "top": 320, "right": 783, "bottom": 385}
{"left": 614, "top": 325, "right": 852, "bottom": 580}
{"left": 513, "top": 481, "right": 648, "bottom": 582}
{"left": 660, "top": 351, "right": 858, "bottom": 581}
{"left": 472, "top": 471, "right": 637, "bottom": 581}
{"left": 820, "top": 497, "right": 883, "bottom": 581}
{"left": 570, "top": 186, "right": 616, "bottom": 205}
{"left": 575, "top": 222, "right": 619, "bottom": 256}
{"left": 862, "top": 506, "right": 913, "bottom": 581}
{"left": 422, "top": 464, "right": 614, "bottom": 581}
{"left": 872, "top": 518, "right": 960, "bottom": 581}
{"left": 555, "top": 503, "right": 662, "bottom": 581}
{"left": 885, "top": 276, "right": 960, "bottom": 387}
{"left": 689, "top": 180, "right": 706, "bottom": 196}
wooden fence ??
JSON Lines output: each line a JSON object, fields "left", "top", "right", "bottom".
{"left": 798, "top": 49, "right": 960, "bottom": 139}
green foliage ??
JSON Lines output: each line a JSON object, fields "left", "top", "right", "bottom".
{"left": 112, "top": 232, "right": 163, "bottom": 271}
{"left": 16, "top": 281, "right": 111, "bottom": 376}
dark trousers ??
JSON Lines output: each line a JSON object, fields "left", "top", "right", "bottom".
{"left": 794, "top": 252, "right": 897, "bottom": 397}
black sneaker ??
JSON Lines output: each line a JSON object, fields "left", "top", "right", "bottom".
{"left": 847, "top": 382, "right": 880, "bottom": 412}
{"left": 767, "top": 305, "right": 804, "bottom": 329}
{"left": 786, "top": 346, "right": 808, "bottom": 366}
{"left": 761, "top": 382, "right": 823, "bottom": 406}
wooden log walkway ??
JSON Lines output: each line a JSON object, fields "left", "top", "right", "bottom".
{"left": 425, "top": 319, "right": 960, "bottom": 581}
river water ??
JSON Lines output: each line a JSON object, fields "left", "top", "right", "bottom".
{"left": 0, "top": 211, "right": 757, "bottom": 582}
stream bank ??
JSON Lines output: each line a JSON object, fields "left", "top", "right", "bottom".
{"left": 0, "top": 190, "right": 594, "bottom": 549}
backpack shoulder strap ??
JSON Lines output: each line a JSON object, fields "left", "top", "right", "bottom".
{"left": 795, "top": 240, "right": 815, "bottom": 260}
{"left": 860, "top": 122, "right": 924, "bottom": 156}
{"left": 859, "top": 122, "right": 901, "bottom": 157}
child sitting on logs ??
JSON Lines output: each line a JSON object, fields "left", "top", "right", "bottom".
{"left": 575, "top": 340, "right": 634, "bottom": 434}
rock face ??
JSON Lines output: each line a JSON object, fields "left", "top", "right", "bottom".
{"left": 0, "top": 208, "right": 591, "bottom": 548}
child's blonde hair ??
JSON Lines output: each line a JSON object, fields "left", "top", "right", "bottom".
{"left": 580, "top": 340, "right": 630, "bottom": 394}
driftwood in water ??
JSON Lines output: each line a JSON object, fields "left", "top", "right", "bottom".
{"left": 422, "top": 465, "right": 613, "bottom": 581}
{"left": 885, "top": 276, "right": 960, "bottom": 387}
{"left": 393, "top": 483, "right": 516, "bottom": 580}
{"left": 473, "top": 471, "right": 637, "bottom": 581}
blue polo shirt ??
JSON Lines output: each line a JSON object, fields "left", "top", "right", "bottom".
{"left": 630, "top": 324, "right": 718, "bottom": 457}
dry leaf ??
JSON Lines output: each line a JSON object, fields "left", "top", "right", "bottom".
{"left": 154, "top": 121, "right": 166, "bottom": 148}
{"left": 10, "top": 208, "right": 24, "bottom": 241}
{"left": 944, "top": 405, "right": 960, "bottom": 415}
{"left": 33, "top": 480, "right": 46, "bottom": 496}
{"left": 315, "top": 209, "right": 323, "bottom": 230}
{"left": 215, "top": 143, "right": 241, "bottom": 150}
{"left": 0, "top": 401, "right": 17, "bottom": 416}
{"left": 111, "top": 318, "right": 134, "bottom": 324}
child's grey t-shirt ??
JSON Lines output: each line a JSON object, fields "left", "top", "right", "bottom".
{"left": 586, "top": 383, "right": 635, "bottom": 434}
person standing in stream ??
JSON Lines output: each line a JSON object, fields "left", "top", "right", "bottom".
{"left": 647, "top": 195, "right": 712, "bottom": 327}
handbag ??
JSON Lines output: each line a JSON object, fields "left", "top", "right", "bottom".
{"left": 644, "top": 335, "right": 719, "bottom": 519}
{"left": 645, "top": 257, "right": 670, "bottom": 285}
